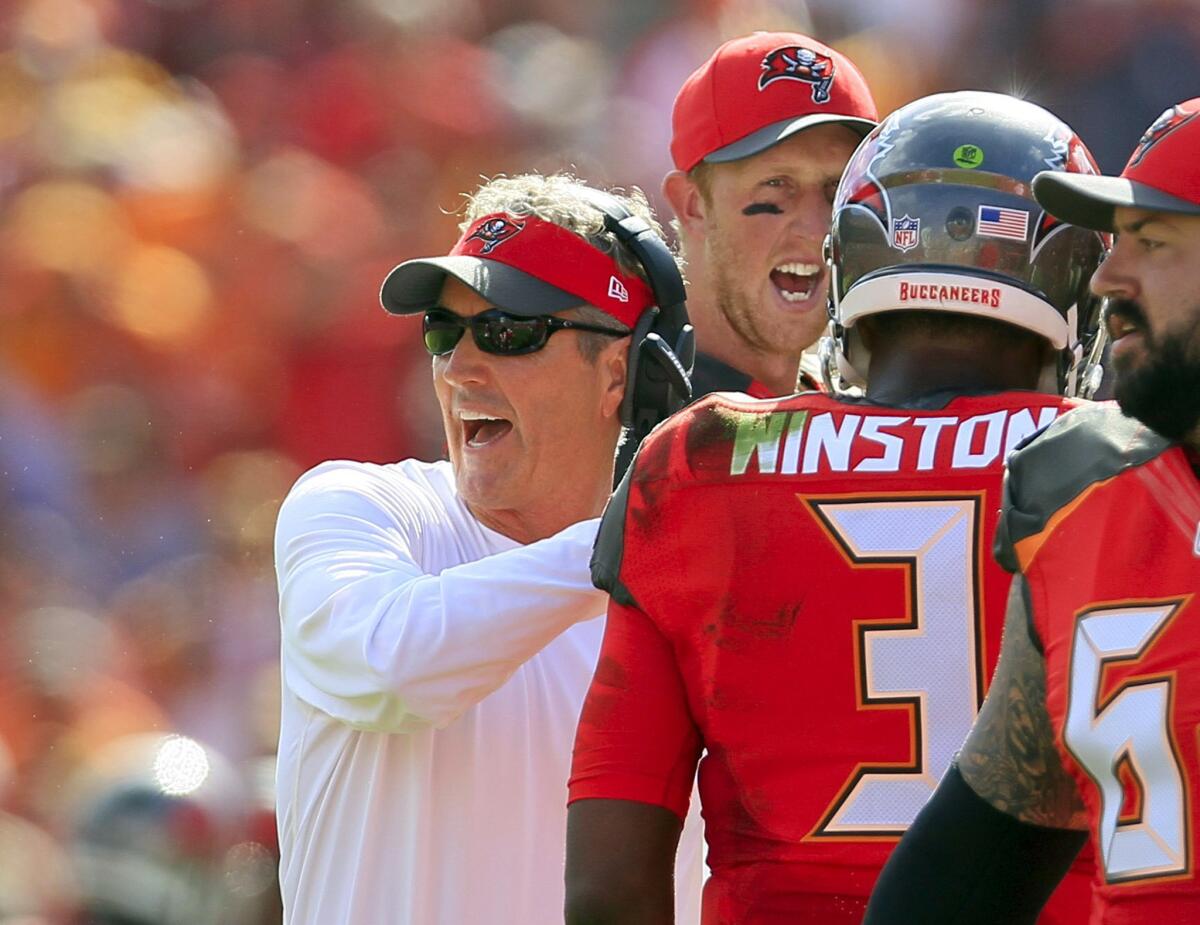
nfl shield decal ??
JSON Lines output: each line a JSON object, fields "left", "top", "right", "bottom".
{"left": 891, "top": 215, "right": 920, "bottom": 252}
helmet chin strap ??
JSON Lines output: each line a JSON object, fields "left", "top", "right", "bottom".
{"left": 820, "top": 254, "right": 868, "bottom": 396}
{"left": 817, "top": 333, "right": 840, "bottom": 393}
{"left": 1063, "top": 321, "right": 1109, "bottom": 399}
{"left": 1077, "top": 360, "right": 1106, "bottom": 399}
{"left": 819, "top": 326, "right": 868, "bottom": 396}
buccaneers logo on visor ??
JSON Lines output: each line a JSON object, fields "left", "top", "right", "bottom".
{"left": 758, "top": 46, "right": 835, "bottom": 103}
{"left": 466, "top": 217, "right": 525, "bottom": 255}
{"left": 1128, "top": 105, "right": 1197, "bottom": 168}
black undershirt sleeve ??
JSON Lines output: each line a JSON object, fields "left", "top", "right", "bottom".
{"left": 863, "top": 764, "right": 1087, "bottom": 925}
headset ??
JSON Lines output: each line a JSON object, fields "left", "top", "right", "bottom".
{"left": 574, "top": 187, "right": 695, "bottom": 449}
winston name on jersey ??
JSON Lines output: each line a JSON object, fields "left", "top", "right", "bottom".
{"left": 725, "top": 396, "right": 1058, "bottom": 478}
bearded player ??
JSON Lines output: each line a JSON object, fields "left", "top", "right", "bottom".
{"left": 564, "top": 92, "right": 1107, "bottom": 924}
{"left": 865, "top": 100, "right": 1200, "bottom": 925}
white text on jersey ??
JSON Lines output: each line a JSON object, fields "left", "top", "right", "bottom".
{"left": 728, "top": 407, "right": 1061, "bottom": 477}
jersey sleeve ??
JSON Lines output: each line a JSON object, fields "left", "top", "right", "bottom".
{"left": 568, "top": 599, "right": 702, "bottom": 821}
{"left": 275, "top": 462, "right": 605, "bottom": 734}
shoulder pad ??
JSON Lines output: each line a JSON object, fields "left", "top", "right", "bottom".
{"left": 995, "top": 403, "right": 1172, "bottom": 571}
{"left": 590, "top": 404, "right": 691, "bottom": 606}
{"left": 592, "top": 391, "right": 810, "bottom": 601}
{"left": 591, "top": 456, "right": 636, "bottom": 604}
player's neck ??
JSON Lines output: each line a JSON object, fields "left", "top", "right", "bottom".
{"left": 687, "top": 296, "right": 801, "bottom": 396}
{"left": 700, "top": 339, "right": 800, "bottom": 396}
{"left": 865, "top": 349, "right": 1040, "bottom": 405}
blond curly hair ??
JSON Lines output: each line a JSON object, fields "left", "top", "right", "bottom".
{"left": 461, "top": 174, "right": 684, "bottom": 358}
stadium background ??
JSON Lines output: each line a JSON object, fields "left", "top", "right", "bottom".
{"left": 0, "top": 0, "right": 1197, "bottom": 919}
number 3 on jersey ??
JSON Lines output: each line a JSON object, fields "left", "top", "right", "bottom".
{"left": 807, "top": 496, "right": 985, "bottom": 837}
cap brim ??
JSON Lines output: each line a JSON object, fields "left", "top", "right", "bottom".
{"left": 703, "top": 113, "right": 876, "bottom": 165}
{"left": 380, "top": 255, "right": 585, "bottom": 316}
{"left": 1032, "top": 171, "right": 1200, "bottom": 232}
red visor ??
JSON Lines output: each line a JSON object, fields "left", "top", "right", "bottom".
{"left": 449, "top": 213, "right": 655, "bottom": 328}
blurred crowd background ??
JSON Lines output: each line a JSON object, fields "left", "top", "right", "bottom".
{"left": 0, "top": 0, "right": 1198, "bottom": 920}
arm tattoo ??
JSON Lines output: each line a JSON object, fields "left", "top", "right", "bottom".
{"left": 958, "top": 576, "right": 1088, "bottom": 830}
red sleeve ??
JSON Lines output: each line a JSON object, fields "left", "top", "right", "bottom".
{"left": 568, "top": 599, "right": 701, "bottom": 821}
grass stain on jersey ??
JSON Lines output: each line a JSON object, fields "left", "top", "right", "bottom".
{"left": 730, "top": 410, "right": 808, "bottom": 476}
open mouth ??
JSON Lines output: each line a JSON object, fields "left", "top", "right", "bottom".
{"left": 770, "top": 261, "right": 823, "bottom": 304}
{"left": 1103, "top": 299, "right": 1148, "bottom": 343}
{"left": 1106, "top": 312, "right": 1142, "bottom": 342}
{"left": 460, "top": 411, "right": 513, "bottom": 448}
{"left": 1105, "top": 309, "right": 1148, "bottom": 367}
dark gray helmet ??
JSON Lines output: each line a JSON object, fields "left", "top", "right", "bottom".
{"left": 822, "top": 91, "right": 1109, "bottom": 395}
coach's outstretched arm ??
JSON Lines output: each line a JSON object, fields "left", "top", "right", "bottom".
{"left": 276, "top": 461, "right": 605, "bottom": 733}
{"left": 864, "top": 578, "right": 1089, "bottom": 924}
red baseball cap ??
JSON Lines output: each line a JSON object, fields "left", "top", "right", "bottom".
{"left": 670, "top": 32, "right": 878, "bottom": 173}
{"left": 1033, "top": 98, "right": 1200, "bottom": 231}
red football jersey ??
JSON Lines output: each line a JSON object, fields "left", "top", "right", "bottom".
{"left": 999, "top": 403, "right": 1200, "bottom": 924}
{"left": 571, "top": 389, "right": 1091, "bottom": 923}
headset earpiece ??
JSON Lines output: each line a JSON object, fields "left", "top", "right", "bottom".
{"left": 617, "top": 308, "right": 655, "bottom": 429}
{"left": 575, "top": 188, "right": 694, "bottom": 444}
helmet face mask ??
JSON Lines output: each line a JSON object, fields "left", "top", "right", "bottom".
{"left": 823, "top": 91, "right": 1109, "bottom": 396}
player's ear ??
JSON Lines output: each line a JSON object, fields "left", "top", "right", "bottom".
{"left": 598, "top": 335, "right": 631, "bottom": 421}
{"left": 663, "top": 170, "right": 708, "bottom": 240}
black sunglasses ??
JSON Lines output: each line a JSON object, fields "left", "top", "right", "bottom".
{"left": 422, "top": 306, "right": 627, "bottom": 357}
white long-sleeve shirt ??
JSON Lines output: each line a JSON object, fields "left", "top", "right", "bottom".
{"left": 275, "top": 458, "right": 702, "bottom": 924}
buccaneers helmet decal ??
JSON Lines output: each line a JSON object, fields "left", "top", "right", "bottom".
{"left": 1032, "top": 124, "right": 1102, "bottom": 259}
{"left": 836, "top": 113, "right": 900, "bottom": 237}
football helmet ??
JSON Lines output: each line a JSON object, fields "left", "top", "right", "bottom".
{"left": 65, "top": 733, "right": 278, "bottom": 925}
{"left": 822, "top": 91, "right": 1109, "bottom": 396}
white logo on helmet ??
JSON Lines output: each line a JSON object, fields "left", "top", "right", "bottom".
{"left": 608, "top": 275, "right": 629, "bottom": 303}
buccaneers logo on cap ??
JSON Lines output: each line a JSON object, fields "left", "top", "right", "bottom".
{"left": 758, "top": 46, "right": 835, "bottom": 103}
{"left": 466, "top": 217, "right": 525, "bottom": 254}
{"left": 1129, "top": 105, "right": 1197, "bottom": 168}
